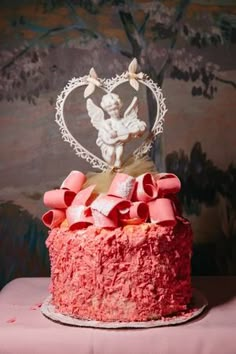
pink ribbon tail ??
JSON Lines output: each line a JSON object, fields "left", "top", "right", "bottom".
{"left": 92, "top": 209, "right": 118, "bottom": 228}
{"left": 71, "top": 185, "right": 96, "bottom": 206}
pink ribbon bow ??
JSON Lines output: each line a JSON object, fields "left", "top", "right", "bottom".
{"left": 148, "top": 173, "right": 181, "bottom": 226}
{"left": 42, "top": 171, "right": 87, "bottom": 229}
{"left": 42, "top": 170, "right": 181, "bottom": 230}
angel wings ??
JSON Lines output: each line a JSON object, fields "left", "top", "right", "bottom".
{"left": 86, "top": 93, "right": 146, "bottom": 168}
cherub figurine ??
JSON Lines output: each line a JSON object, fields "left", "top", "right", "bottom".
{"left": 86, "top": 93, "right": 146, "bottom": 168}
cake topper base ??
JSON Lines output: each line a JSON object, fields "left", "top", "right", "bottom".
{"left": 41, "top": 288, "right": 207, "bottom": 329}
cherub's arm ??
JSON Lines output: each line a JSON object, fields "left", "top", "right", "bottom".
{"left": 103, "top": 120, "right": 117, "bottom": 137}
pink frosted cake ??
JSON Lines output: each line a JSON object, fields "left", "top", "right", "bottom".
{"left": 42, "top": 170, "right": 192, "bottom": 322}
{"left": 41, "top": 59, "right": 194, "bottom": 324}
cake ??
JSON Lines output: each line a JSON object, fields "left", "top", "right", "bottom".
{"left": 41, "top": 59, "right": 193, "bottom": 324}
{"left": 42, "top": 170, "right": 192, "bottom": 322}
{"left": 47, "top": 221, "right": 192, "bottom": 322}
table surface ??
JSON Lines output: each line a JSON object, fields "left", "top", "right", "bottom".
{"left": 0, "top": 277, "right": 236, "bottom": 354}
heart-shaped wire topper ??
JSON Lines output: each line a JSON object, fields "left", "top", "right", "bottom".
{"left": 55, "top": 58, "right": 167, "bottom": 171}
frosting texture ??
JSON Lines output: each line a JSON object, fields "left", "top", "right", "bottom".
{"left": 47, "top": 219, "right": 192, "bottom": 322}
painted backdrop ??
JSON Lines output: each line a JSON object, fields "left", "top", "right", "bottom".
{"left": 0, "top": 0, "right": 236, "bottom": 288}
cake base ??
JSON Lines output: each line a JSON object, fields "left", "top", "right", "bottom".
{"left": 41, "top": 289, "right": 207, "bottom": 328}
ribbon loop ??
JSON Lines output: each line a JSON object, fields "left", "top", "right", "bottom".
{"left": 42, "top": 170, "right": 182, "bottom": 230}
{"left": 155, "top": 173, "right": 181, "bottom": 196}
{"left": 148, "top": 198, "right": 176, "bottom": 226}
{"left": 72, "top": 185, "right": 96, "bottom": 206}
{"left": 60, "top": 170, "right": 86, "bottom": 193}
{"left": 133, "top": 173, "right": 158, "bottom": 202}
{"left": 44, "top": 189, "right": 76, "bottom": 209}
{"left": 91, "top": 195, "right": 131, "bottom": 217}
{"left": 108, "top": 173, "right": 136, "bottom": 200}
{"left": 42, "top": 209, "right": 66, "bottom": 229}
{"left": 92, "top": 209, "right": 118, "bottom": 228}
{"left": 130, "top": 201, "right": 149, "bottom": 220}
{"left": 66, "top": 205, "right": 93, "bottom": 230}
{"left": 121, "top": 201, "right": 149, "bottom": 225}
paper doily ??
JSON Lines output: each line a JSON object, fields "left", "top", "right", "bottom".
{"left": 41, "top": 289, "right": 207, "bottom": 329}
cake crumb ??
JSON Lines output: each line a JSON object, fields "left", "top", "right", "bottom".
{"left": 6, "top": 317, "right": 16, "bottom": 323}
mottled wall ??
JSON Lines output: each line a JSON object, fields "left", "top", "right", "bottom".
{"left": 0, "top": 0, "right": 236, "bottom": 288}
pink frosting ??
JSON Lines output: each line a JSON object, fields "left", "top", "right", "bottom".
{"left": 43, "top": 169, "right": 193, "bottom": 322}
{"left": 46, "top": 218, "right": 192, "bottom": 322}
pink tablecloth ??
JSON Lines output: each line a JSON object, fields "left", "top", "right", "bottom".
{"left": 0, "top": 277, "right": 236, "bottom": 354}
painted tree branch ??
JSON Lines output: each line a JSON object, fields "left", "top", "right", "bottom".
{"left": 119, "top": 9, "right": 143, "bottom": 58}
{"left": 0, "top": 24, "right": 99, "bottom": 73}
{"left": 1, "top": 1, "right": 129, "bottom": 73}
{"left": 138, "top": 12, "right": 150, "bottom": 35}
{"left": 1, "top": 0, "right": 235, "bottom": 94}
{"left": 156, "top": 0, "right": 191, "bottom": 86}
{"left": 215, "top": 75, "right": 236, "bottom": 90}
{"left": 118, "top": 4, "right": 159, "bottom": 84}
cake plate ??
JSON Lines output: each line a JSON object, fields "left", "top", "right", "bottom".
{"left": 41, "top": 288, "right": 208, "bottom": 329}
